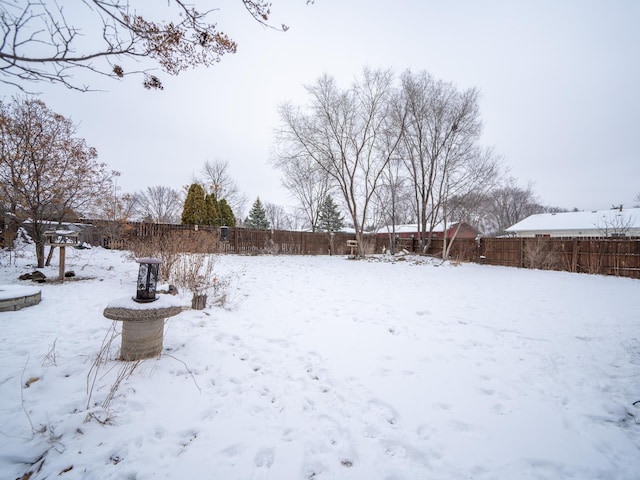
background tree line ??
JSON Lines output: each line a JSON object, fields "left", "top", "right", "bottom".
{"left": 0, "top": 92, "right": 569, "bottom": 270}
{"left": 97, "top": 159, "right": 244, "bottom": 226}
{"left": 273, "top": 68, "right": 568, "bottom": 255}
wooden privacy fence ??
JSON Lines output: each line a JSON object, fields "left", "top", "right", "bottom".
{"left": 97, "top": 222, "right": 640, "bottom": 279}
{"left": 107, "top": 222, "right": 358, "bottom": 256}
{"left": 419, "top": 236, "right": 640, "bottom": 279}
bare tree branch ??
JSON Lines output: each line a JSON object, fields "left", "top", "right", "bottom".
{"left": 0, "top": 1, "right": 295, "bottom": 91}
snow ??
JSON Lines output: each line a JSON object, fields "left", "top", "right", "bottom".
{"left": 1, "top": 245, "right": 639, "bottom": 479}
{"left": 105, "top": 294, "right": 184, "bottom": 310}
{"left": 378, "top": 221, "right": 463, "bottom": 234}
{"left": 0, "top": 284, "right": 41, "bottom": 300}
{"left": 505, "top": 207, "right": 640, "bottom": 234}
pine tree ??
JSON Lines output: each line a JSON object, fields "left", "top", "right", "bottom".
{"left": 245, "top": 197, "right": 270, "bottom": 229}
{"left": 218, "top": 198, "right": 236, "bottom": 227}
{"left": 318, "top": 196, "right": 344, "bottom": 233}
{"left": 181, "top": 183, "right": 206, "bottom": 225}
{"left": 204, "top": 193, "right": 219, "bottom": 225}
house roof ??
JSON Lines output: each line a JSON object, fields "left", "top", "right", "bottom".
{"left": 505, "top": 208, "right": 640, "bottom": 233}
{"left": 378, "top": 221, "right": 466, "bottom": 234}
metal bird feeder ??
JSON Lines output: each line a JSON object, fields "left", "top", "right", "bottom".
{"left": 134, "top": 257, "right": 161, "bottom": 303}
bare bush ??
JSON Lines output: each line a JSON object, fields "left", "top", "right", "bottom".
{"left": 171, "top": 253, "right": 217, "bottom": 309}
{"left": 523, "top": 239, "right": 560, "bottom": 270}
{"left": 582, "top": 241, "right": 604, "bottom": 275}
{"left": 211, "top": 274, "right": 232, "bottom": 308}
{"left": 126, "top": 231, "right": 180, "bottom": 279}
{"left": 359, "top": 236, "right": 378, "bottom": 256}
{"left": 126, "top": 229, "right": 219, "bottom": 279}
{"left": 125, "top": 228, "right": 228, "bottom": 308}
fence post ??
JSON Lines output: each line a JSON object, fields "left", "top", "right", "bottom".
{"left": 233, "top": 228, "right": 238, "bottom": 253}
{"left": 571, "top": 238, "right": 579, "bottom": 272}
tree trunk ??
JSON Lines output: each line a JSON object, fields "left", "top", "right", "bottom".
{"left": 45, "top": 245, "right": 55, "bottom": 266}
{"left": 356, "top": 231, "right": 364, "bottom": 257}
{"left": 36, "top": 241, "right": 46, "bottom": 268}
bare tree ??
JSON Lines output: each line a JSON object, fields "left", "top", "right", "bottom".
{"left": 264, "top": 202, "right": 293, "bottom": 231}
{"left": 445, "top": 190, "right": 493, "bottom": 234}
{"left": 439, "top": 146, "right": 501, "bottom": 259}
{"left": 85, "top": 174, "right": 138, "bottom": 248}
{"left": 372, "top": 155, "right": 413, "bottom": 253}
{"left": 397, "top": 70, "right": 497, "bottom": 253}
{"left": 0, "top": 1, "right": 297, "bottom": 91}
{"left": 277, "top": 68, "right": 404, "bottom": 256}
{"left": 196, "top": 159, "right": 246, "bottom": 219}
{"left": 93, "top": 173, "right": 136, "bottom": 221}
{"left": 597, "top": 208, "right": 634, "bottom": 237}
{"left": 0, "top": 96, "right": 115, "bottom": 266}
{"left": 271, "top": 152, "right": 333, "bottom": 231}
{"left": 486, "top": 179, "right": 544, "bottom": 236}
{"left": 133, "top": 185, "right": 183, "bottom": 223}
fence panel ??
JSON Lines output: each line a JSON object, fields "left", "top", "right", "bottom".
{"left": 81, "top": 221, "right": 640, "bottom": 279}
{"left": 575, "top": 238, "right": 640, "bottom": 278}
{"left": 480, "top": 238, "right": 521, "bottom": 268}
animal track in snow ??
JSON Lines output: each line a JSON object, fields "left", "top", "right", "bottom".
{"left": 367, "top": 398, "right": 400, "bottom": 426}
{"left": 254, "top": 448, "right": 275, "bottom": 468}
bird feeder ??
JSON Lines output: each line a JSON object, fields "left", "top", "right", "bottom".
{"left": 44, "top": 230, "right": 80, "bottom": 281}
{"left": 134, "top": 258, "right": 161, "bottom": 303}
{"left": 220, "top": 225, "right": 229, "bottom": 241}
{"left": 103, "top": 257, "right": 181, "bottom": 361}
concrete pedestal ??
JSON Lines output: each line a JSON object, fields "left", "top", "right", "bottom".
{"left": 103, "top": 296, "right": 183, "bottom": 361}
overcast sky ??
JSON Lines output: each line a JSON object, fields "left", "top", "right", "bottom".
{"left": 6, "top": 0, "right": 640, "bottom": 216}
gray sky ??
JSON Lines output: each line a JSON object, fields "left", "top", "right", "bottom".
{"left": 7, "top": 0, "right": 640, "bottom": 216}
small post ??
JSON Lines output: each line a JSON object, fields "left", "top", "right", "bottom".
{"left": 59, "top": 246, "right": 66, "bottom": 281}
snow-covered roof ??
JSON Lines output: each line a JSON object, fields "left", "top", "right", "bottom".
{"left": 378, "top": 222, "right": 463, "bottom": 234}
{"left": 506, "top": 208, "right": 640, "bottom": 233}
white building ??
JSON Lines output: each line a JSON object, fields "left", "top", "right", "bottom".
{"left": 505, "top": 207, "right": 640, "bottom": 238}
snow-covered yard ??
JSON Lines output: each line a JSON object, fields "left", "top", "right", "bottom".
{"left": 0, "top": 245, "right": 639, "bottom": 479}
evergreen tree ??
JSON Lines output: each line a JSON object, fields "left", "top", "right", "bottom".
{"left": 204, "top": 193, "right": 219, "bottom": 225}
{"left": 218, "top": 198, "right": 236, "bottom": 227}
{"left": 318, "top": 196, "right": 344, "bottom": 232}
{"left": 245, "top": 197, "right": 270, "bottom": 229}
{"left": 181, "top": 183, "right": 206, "bottom": 225}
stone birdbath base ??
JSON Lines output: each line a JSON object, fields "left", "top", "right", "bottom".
{"left": 103, "top": 295, "right": 183, "bottom": 361}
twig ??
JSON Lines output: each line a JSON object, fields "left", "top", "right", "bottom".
{"left": 86, "top": 322, "right": 119, "bottom": 409}
{"left": 41, "top": 339, "right": 57, "bottom": 367}
{"left": 164, "top": 354, "right": 201, "bottom": 393}
{"left": 20, "top": 357, "right": 35, "bottom": 435}
{"left": 101, "top": 360, "right": 140, "bottom": 410}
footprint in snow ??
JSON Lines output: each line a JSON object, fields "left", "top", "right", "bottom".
{"left": 367, "top": 398, "right": 399, "bottom": 426}
{"left": 254, "top": 448, "right": 275, "bottom": 468}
